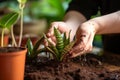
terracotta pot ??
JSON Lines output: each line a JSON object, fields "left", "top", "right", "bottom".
{"left": 0, "top": 47, "right": 27, "bottom": 80}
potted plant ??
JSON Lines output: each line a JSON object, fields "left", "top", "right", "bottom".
{"left": 0, "top": 0, "right": 27, "bottom": 80}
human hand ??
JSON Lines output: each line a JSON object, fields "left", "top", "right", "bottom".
{"left": 45, "top": 21, "right": 74, "bottom": 46}
{"left": 69, "top": 21, "right": 97, "bottom": 58}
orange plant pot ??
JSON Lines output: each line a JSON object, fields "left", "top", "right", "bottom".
{"left": 0, "top": 47, "right": 27, "bottom": 80}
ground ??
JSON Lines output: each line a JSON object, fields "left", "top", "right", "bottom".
{"left": 24, "top": 51, "right": 120, "bottom": 80}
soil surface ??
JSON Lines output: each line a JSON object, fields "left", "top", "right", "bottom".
{"left": 24, "top": 51, "right": 120, "bottom": 80}
{"left": 0, "top": 47, "right": 25, "bottom": 53}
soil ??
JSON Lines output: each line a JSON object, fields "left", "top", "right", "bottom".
{"left": 24, "top": 51, "right": 120, "bottom": 80}
{"left": 0, "top": 47, "right": 25, "bottom": 53}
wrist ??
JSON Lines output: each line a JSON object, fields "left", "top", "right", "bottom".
{"left": 86, "top": 19, "right": 99, "bottom": 34}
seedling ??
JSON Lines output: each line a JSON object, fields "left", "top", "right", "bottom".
{"left": 0, "top": 12, "right": 19, "bottom": 47}
{"left": 0, "top": 0, "right": 27, "bottom": 47}
{"left": 27, "top": 27, "right": 76, "bottom": 62}
{"left": 26, "top": 36, "right": 45, "bottom": 60}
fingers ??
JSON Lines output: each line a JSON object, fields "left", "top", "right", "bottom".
{"left": 48, "top": 22, "right": 70, "bottom": 37}
{"left": 44, "top": 22, "right": 69, "bottom": 46}
{"left": 69, "top": 41, "right": 85, "bottom": 57}
{"left": 69, "top": 31, "right": 94, "bottom": 58}
{"left": 44, "top": 36, "right": 56, "bottom": 46}
{"left": 47, "top": 22, "right": 67, "bottom": 35}
{"left": 68, "top": 22, "right": 96, "bottom": 58}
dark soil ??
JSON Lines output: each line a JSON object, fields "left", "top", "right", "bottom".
{"left": 0, "top": 47, "right": 25, "bottom": 53}
{"left": 24, "top": 52, "right": 120, "bottom": 80}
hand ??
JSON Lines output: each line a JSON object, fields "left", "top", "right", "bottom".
{"left": 45, "top": 21, "right": 74, "bottom": 46}
{"left": 69, "top": 21, "right": 96, "bottom": 58}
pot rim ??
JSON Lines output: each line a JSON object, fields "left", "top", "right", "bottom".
{"left": 0, "top": 47, "right": 27, "bottom": 56}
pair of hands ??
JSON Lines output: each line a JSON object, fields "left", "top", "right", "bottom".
{"left": 45, "top": 21, "right": 96, "bottom": 58}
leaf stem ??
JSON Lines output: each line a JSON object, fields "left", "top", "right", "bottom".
{"left": 11, "top": 25, "right": 17, "bottom": 47}
{"left": 18, "top": 3, "right": 24, "bottom": 47}
{"left": 1, "top": 28, "right": 5, "bottom": 47}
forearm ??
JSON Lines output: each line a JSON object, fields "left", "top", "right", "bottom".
{"left": 64, "top": 11, "right": 87, "bottom": 35}
{"left": 91, "top": 11, "right": 120, "bottom": 34}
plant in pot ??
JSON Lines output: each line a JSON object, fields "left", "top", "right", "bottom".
{"left": 0, "top": 0, "right": 27, "bottom": 80}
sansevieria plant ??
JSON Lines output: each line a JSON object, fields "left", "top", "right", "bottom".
{"left": 27, "top": 27, "right": 76, "bottom": 62}
{"left": 44, "top": 27, "right": 76, "bottom": 61}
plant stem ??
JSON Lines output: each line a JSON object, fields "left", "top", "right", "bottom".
{"left": 18, "top": 3, "right": 24, "bottom": 47}
{"left": 1, "top": 29, "right": 5, "bottom": 47}
{"left": 11, "top": 25, "right": 17, "bottom": 47}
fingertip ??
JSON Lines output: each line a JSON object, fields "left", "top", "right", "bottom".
{"left": 43, "top": 39, "right": 48, "bottom": 46}
{"left": 46, "top": 33, "right": 51, "bottom": 37}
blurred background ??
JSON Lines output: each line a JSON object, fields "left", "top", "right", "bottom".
{"left": 0, "top": 0, "right": 102, "bottom": 49}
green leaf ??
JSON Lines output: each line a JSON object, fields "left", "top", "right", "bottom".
{"left": 0, "top": 12, "right": 19, "bottom": 29}
{"left": 43, "top": 33, "right": 59, "bottom": 56}
{"left": 60, "top": 40, "right": 76, "bottom": 61}
{"left": 54, "top": 27, "right": 64, "bottom": 53}
{"left": 47, "top": 0, "right": 65, "bottom": 17}
{"left": 26, "top": 38, "right": 33, "bottom": 56}
{"left": 46, "top": 46, "right": 58, "bottom": 60}
{"left": 33, "top": 36, "right": 44, "bottom": 53}
{"left": 43, "top": 33, "right": 60, "bottom": 60}
{"left": 63, "top": 32, "right": 67, "bottom": 44}
{"left": 62, "top": 40, "right": 76, "bottom": 55}
{"left": 64, "top": 30, "right": 71, "bottom": 46}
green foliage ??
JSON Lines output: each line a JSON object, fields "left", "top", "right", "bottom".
{"left": 26, "top": 36, "right": 46, "bottom": 59}
{"left": 0, "top": 12, "right": 19, "bottom": 29}
{"left": 28, "top": 0, "right": 71, "bottom": 21}
{"left": 0, "top": 0, "right": 27, "bottom": 47}
{"left": 0, "top": 12, "right": 19, "bottom": 47}
{"left": 27, "top": 27, "right": 76, "bottom": 62}
{"left": 0, "top": 0, "right": 71, "bottom": 25}
{"left": 45, "top": 27, "right": 76, "bottom": 61}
